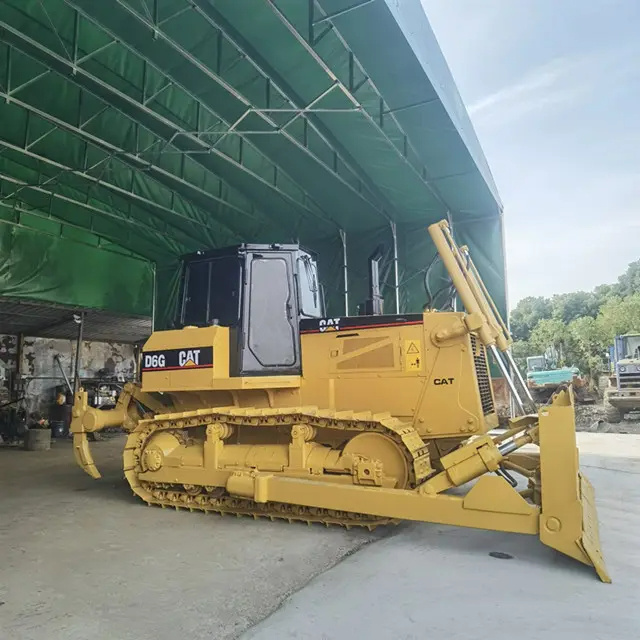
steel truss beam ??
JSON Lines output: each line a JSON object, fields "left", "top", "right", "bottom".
{"left": 311, "top": 0, "right": 377, "bottom": 26}
{"left": 196, "top": 84, "right": 349, "bottom": 152}
{"left": 0, "top": 83, "right": 261, "bottom": 243}
{"left": 60, "top": 2, "right": 344, "bottom": 230}
{"left": 0, "top": 18, "right": 331, "bottom": 238}
{"left": 66, "top": 0, "right": 387, "bottom": 227}
{"left": 0, "top": 36, "right": 260, "bottom": 239}
{"left": 0, "top": 200, "right": 156, "bottom": 260}
{"left": 0, "top": 111, "right": 238, "bottom": 250}
{"left": 0, "top": 139, "right": 221, "bottom": 249}
{"left": 283, "top": 0, "right": 452, "bottom": 213}
{"left": 190, "top": 0, "right": 395, "bottom": 218}
{"left": 30, "top": 0, "right": 188, "bottom": 70}
{"left": 0, "top": 170, "right": 185, "bottom": 254}
{"left": 0, "top": 99, "right": 244, "bottom": 246}
{"left": 197, "top": 0, "right": 401, "bottom": 221}
{"left": 188, "top": 0, "right": 394, "bottom": 222}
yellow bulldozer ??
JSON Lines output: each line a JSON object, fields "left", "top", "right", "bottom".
{"left": 71, "top": 220, "right": 610, "bottom": 582}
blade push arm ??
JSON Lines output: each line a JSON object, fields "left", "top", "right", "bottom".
{"left": 428, "top": 220, "right": 536, "bottom": 413}
{"left": 428, "top": 219, "right": 511, "bottom": 351}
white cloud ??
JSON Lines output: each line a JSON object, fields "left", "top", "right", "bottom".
{"left": 467, "top": 54, "right": 606, "bottom": 127}
{"left": 469, "top": 59, "right": 573, "bottom": 115}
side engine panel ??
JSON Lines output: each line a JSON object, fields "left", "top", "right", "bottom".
{"left": 299, "top": 312, "right": 497, "bottom": 437}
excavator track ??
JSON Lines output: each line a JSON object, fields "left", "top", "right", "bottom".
{"left": 123, "top": 406, "right": 432, "bottom": 529}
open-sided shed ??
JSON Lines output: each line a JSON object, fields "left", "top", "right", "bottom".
{"left": 0, "top": 0, "right": 505, "bottom": 334}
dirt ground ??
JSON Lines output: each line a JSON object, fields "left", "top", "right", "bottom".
{"left": 574, "top": 402, "right": 640, "bottom": 434}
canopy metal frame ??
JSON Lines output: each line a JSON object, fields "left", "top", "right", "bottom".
{"left": 0, "top": 0, "right": 505, "bottom": 325}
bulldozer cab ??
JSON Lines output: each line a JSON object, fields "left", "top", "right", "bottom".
{"left": 178, "top": 244, "right": 323, "bottom": 376}
{"left": 616, "top": 333, "right": 640, "bottom": 361}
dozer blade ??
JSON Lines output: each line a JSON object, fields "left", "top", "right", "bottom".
{"left": 537, "top": 391, "right": 611, "bottom": 583}
{"left": 72, "top": 432, "right": 101, "bottom": 479}
{"left": 577, "top": 472, "right": 610, "bottom": 583}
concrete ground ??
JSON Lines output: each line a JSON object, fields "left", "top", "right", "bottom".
{"left": 244, "top": 434, "right": 640, "bottom": 640}
{"left": 1, "top": 434, "right": 638, "bottom": 640}
{"left": 0, "top": 436, "right": 379, "bottom": 640}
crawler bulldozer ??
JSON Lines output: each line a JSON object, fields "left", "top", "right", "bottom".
{"left": 71, "top": 220, "right": 610, "bottom": 582}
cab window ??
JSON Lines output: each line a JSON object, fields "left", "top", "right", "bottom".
{"left": 297, "top": 255, "right": 322, "bottom": 318}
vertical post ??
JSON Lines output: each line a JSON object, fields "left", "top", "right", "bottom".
{"left": 390, "top": 220, "right": 400, "bottom": 313}
{"left": 505, "top": 349, "right": 537, "bottom": 410}
{"left": 339, "top": 229, "right": 348, "bottom": 316}
{"left": 498, "top": 211, "right": 512, "bottom": 415}
{"left": 151, "top": 262, "right": 157, "bottom": 333}
{"left": 14, "top": 333, "right": 24, "bottom": 402}
{"left": 489, "top": 345, "right": 526, "bottom": 415}
{"left": 446, "top": 211, "right": 457, "bottom": 312}
{"left": 134, "top": 343, "right": 142, "bottom": 384}
{"left": 73, "top": 311, "right": 85, "bottom": 395}
{"left": 72, "top": 10, "right": 80, "bottom": 69}
{"left": 308, "top": 0, "right": 315, "bottom": 44}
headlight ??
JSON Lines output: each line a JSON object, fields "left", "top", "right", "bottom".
{"left": 619, "top": 365, "right": 626, "bottom": 372}
{"left": 636, "top": 365, "right": 640, "bottom": 372}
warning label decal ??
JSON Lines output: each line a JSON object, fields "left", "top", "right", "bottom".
{"left": 404, "top": 340, "right": 422, "bottom": 371}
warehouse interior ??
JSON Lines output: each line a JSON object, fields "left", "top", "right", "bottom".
{"left": 0, "top": 298, "right": 150, "bottom": 442}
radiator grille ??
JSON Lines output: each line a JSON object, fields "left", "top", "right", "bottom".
{"left": 619, "top": 371, "right": 640, "bottom": 390}
{"left": 470, "top": 334, "right": 494, "bottom": 415}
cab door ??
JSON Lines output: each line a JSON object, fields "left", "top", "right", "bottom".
{"left": 238, "top": 251, "right": 300, "bottom": 375}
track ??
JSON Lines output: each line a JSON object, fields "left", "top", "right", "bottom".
{"left": 122, "top": 406, "right": 433, "bottom": 529}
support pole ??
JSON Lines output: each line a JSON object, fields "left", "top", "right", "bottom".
{"left": 489, "top": 345, "right": 526, "bottom": 415}
{"left": 447, "top": 211, "right": 458, "bottom": 311}
{"left": 14, "top": 333, "right": 24, "bottom": 402}
{"left": 339, "top": 229, "right": 348, "bottom": 316}
{"left": 390, "top": 221, "right": 400, "bottom": 313}
{"left": 73, "top": 311, "right": 85, "bottom": 395}
{"left": 54, "top": 355, "right": 73, "bottom": 394}
{"left": 151, "top": 262, "right": 157, "bottom": 333}
{"left": 505, "top": 349, "right": 537, "bottom": 411}
{"left": 446, "top": 211, "right": 457, "bottom": 312}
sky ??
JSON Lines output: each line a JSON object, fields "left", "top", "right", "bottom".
{"left": 420, "top": 0, "right": 640, "bottom": 306}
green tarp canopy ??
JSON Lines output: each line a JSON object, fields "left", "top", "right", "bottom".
{"left": 0, "top": 0, "right": 505, "bottom": 330}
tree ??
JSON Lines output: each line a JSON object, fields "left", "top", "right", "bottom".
{"left": 569, "top": 316, "right": 606, "bottom": 354}
{"left": 551, "top": 291, "right": 599, "bottom": 324}
{"left": 567, "top": 316, "right": 607, "bottom": 378}
{"left": 529, "top": 318, "right": 572, "bottom": 364}
{"left": 511, "top": 339, "right": 536, "bottom": 371}
{"left": 510, "top": 296, "right": 552, "bottom": 341}
{"left": 594, "top": 283, "right": 615, "bottom": 307}
{"left": 596, "top": 293, "right": 640, "bottom": 341}
{"left": 614, "top": 260, "right": 640, "bottom": 298}
{"left": 508, "top": 260, "right": 640, "bottom": 383}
